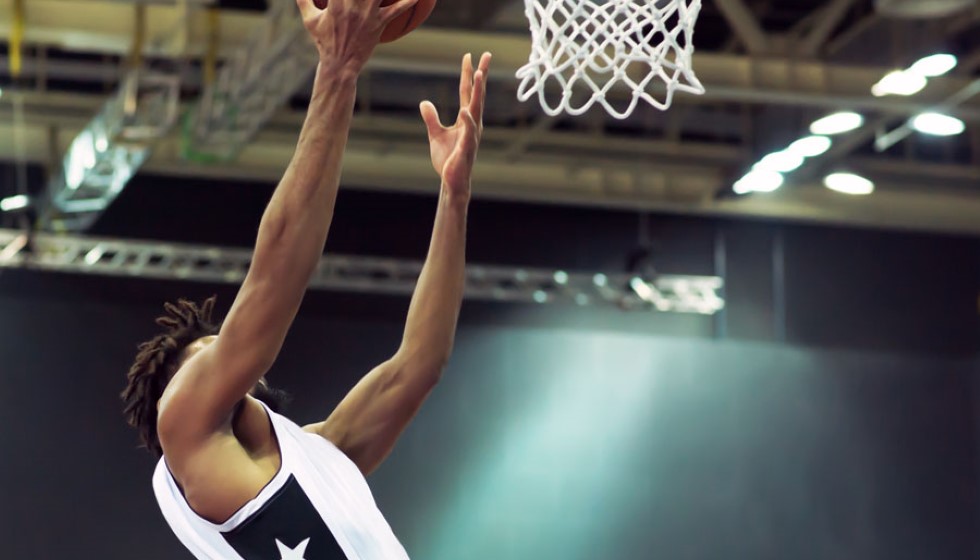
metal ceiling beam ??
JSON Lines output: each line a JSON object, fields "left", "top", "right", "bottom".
{"left": 798, "top": 0, "right": 859, "bottom": 57}
{"left": 2, "top": 99, "right": 980, "bottom": 236}
{"left": 5, "top": 3, "right": 980, "bottom": 118}
{"left": 3, "top": 91, "right": 976, "bottom": 187}
{"left": 0, "top": 90, "right": 749, "bottom": 164}
{"left": 714, "top": 0, "right": 770, "bottom": 54}
{"left": 4, "top": 53, "right": 980, "bottom": 122}
{"left": 825, "top": 12, "right": 881, "bottom": 56}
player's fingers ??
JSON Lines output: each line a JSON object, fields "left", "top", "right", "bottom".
{"left": 469, "top": 69, "right": 487, "bottom": 122}
{"left": 296, "top": 0, "right": 318, "bottom": 20}
{"left": 477, "top": 52, "right": 492, "bottom": 77}
{"left": 459, "top": 53, "right": 473, "bottom": 109}
{"left": 379, "top": 0, "right": 419, "bottom": 24}
{"left": 458, "top": 109, "right": 478, "bottom": 152}
{"left": 420, "top": 101, "right": 444, "bottom": 135}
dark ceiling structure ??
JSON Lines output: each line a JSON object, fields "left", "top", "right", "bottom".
{"left": 0, "top": 0, "right": 978, "bottom": 235}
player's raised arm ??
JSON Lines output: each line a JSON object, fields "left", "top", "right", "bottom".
{"left": 308, "top": 53, "right": 491, "bottom": 475}
{"left": 158, "top": 0, "right": 419, "bottom": 443}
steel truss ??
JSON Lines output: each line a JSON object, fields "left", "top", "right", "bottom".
{"left": 0, "top": 229, "right": 724, "bottom": 314}
{"left": 184, "top": 0, "right": 317, "bottom": 161}
{"left": 40, "top": 70, "right": 180, "bottom": 232}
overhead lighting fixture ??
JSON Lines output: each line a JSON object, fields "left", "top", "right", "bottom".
{"left": 825, "top": 173, "right": 875, "bottom": 195}
{"left": 872, "top": 70, "right": 927, "bottom": 97}
{"left": 733, "top": 170, "right": 784, "bottom": 194}
{"left": 810, "top": 112, "right": 864, "bottom": 135}
{"left": 754, "top": 150, "right": 805, "bottom": 173}
{"left": 0, "top": 195, "right": 31, "bottom": 212}
{"left": 630, "top": 277, "right": 670, "bottom": 311}
{"left": 909, "top": 53, "right": 958, "bottom": 77}
{"left": 788, "top": 135, "right": 833, "bottom": 158}
{"left": 911, "top": 112, "right": 966, "bottom": 136}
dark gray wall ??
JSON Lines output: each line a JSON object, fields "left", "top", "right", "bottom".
{"left": 1, "top": 167, "right": 978, "bottom": 558}
{"left": 0, "top": 273, "right": 975, "bottom": 559}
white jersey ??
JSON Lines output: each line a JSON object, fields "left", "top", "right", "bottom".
{"left": 152, "top": 402, "right": 410, "bottom": 560}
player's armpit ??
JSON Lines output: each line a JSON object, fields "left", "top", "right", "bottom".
{"left": 304, "top": 357, "right": 442, "bottom": 475}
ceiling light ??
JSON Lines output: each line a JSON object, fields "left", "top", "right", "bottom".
{"left": 824, "top": 173, "right": 874, "bottom": 195}
{"left": 872, "top": 70, "right": 927, "bottom": 96}
{"left": 0, "top": 195, "right": 30, "bottom": 212}
{"left": 734, "top": 170, "right": 784, "bottom": 194}
{"left": 909, "top": 53, "right": 958, "bottom": 77}
{"left": 911, "top": 112, "right": 966, "bottom": 136}
{"left": 754, "top": 150, "right": 805, "bottom": 173}
{"left": 630, "top": 277, "right": 654, "bottom": 300}
{"left": 787, "top": 135, "right": 832, "bottom": 157}
{"left": 810, "top": 112, "right": 864, "bottom": 135}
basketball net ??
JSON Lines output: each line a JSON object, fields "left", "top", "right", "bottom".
{"left": 517, "top": 0, "right": 705, "bottom": 119}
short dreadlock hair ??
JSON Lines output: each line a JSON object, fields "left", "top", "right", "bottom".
{"left": 121, "top": 296, "right": 220, "bottom": 457}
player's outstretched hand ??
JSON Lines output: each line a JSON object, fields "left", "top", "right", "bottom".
{"left": 419, "top": 52, "right": 492, "bottom": 200}
{"left": 297, "top": 0, "right": 419, "bottom": 76}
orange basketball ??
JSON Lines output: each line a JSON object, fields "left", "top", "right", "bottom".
{"left": 380, "top": 0, "right": 437, "bottom": 43}
{"left": 312, "top": 0, "right": 437, "bottom": 43}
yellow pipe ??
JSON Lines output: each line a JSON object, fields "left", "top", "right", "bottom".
{"left": 11, "top": 0, "right": 25, "bottom": 77}
{"left": 128, "top": 4, "right": 147, "bottom": 68}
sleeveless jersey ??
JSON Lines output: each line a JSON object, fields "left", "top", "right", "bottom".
{"left": 152, "top": 402, "right": 410, "bottom": 560}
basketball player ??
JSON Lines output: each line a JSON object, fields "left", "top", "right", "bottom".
{"left": 120, "top": 0, "right": 492, "bottom": 556}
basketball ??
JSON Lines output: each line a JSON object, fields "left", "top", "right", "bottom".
{"left": 312, "top": 0, "right": 437, "bottom": 43}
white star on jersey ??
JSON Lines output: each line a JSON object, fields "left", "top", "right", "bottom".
{"left": 275, "top": 538, "right": 311, "bottom": 560}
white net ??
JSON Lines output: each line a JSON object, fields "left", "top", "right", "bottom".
{"left": 516, "top": 0, "right": 705, "bottom": 119}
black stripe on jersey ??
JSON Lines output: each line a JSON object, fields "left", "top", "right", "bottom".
{"left": 221, "top": 475, "right": 347, "bottom": 559}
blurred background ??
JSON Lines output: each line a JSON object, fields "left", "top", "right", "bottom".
{"left": 0, "top": 0, "right": 979, "bottom": 558}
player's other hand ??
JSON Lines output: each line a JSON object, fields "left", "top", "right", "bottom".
{"left": 297, "top": 0, "right": 418, "bottom": 76}
{"left": 419, "top": 52, "right": 491, "bottom": 200}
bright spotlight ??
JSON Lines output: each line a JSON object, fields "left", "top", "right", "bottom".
{"left": 0, "top": 195, "right": 30, "bottom": 212}
{"left": 872, "top": 70, "right": 927, "bottom": 97}
{"left": 553, "top": 270, "right": 569, "bottom": 285}
{"left": 810, "top": 112, "right": 864, "bottom": 135}
{"left": 911, "top": 112, "right": 966, "bottom": 136}
{"left": 733, "top": 170, "right": 784, "bottom": 194}
{"left": 754, "top": 150, "right": 805, "bottom": 173}
{"left": 824, "top": 173, "right": 874, "bottom": 195}
{"left": 788, "top": 135, "right": 832, "bottom": 158}
{"left": 909, "top": 53, "right": 958, "bottom": 77}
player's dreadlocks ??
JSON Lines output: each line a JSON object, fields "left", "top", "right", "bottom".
{"left": 121, "top": 296, "right": 219, "bottom": 457}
